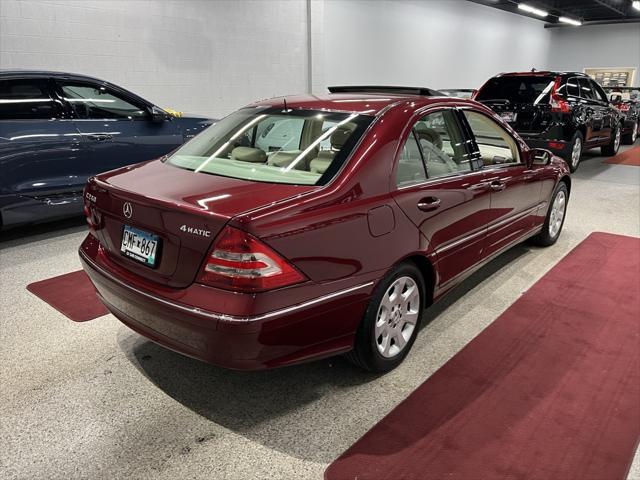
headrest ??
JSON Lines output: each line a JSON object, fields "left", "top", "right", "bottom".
{"left": 330, "top": 125, "right": 355, "bottom": 149}
{"left": 414, "top": 126, "right": 443, "bottom": 150}
{"left": 267, "top": 151, "right": 300, "bottom": 168}
{"left": 231, "top": 146, "right": 267, "bottom": 163}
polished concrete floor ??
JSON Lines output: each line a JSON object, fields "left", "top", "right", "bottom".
{"left": 1, "top": 144, "right": 639, "bottom": 480}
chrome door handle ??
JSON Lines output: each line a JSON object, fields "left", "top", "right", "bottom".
{"left": 417, "top": 197, "right": 441, "bottom": 212}
{"left": 490, "top": 180, "right": 506, "bottom": 191}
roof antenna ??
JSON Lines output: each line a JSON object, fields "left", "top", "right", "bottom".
{"left": 283, "top": 97, "right": 288, "bottom": 112}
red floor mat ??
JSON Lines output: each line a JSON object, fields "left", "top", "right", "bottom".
{"left": 27, "top": 270, "right": 109, "bottom": 322}
{"left": 604, "top": 146, "right": 640, "bottom": 166}
{"left": 326, "top": 232, "right": 640, "bottom": 480}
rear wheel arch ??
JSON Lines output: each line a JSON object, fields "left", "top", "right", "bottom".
{"left": 399, "top": 254, "right": 436, "bottom": 306}
{"left": 559, "top": 175, "right": 571, "bottom": 196}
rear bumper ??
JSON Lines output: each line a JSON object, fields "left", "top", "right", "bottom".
{"left": 79, "top": 234, "right": 375, "bottom": 370}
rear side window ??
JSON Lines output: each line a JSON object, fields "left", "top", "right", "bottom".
{"left": 578, "top": 78, "right": 596, "bottom": 100}
{"left": 396, "top": 132, "right": 427, "bottom": 187}
{"left": 0, "top": 79, "right": 59, "bottom": 120}
{"left": 415, "top": 110, "right": 471, "bottom": 179}
{"left": 58, "top": 82, "right": 148, "bottom": 120}
{"left": 558, "top": 77, "right": 580, "bottom": 97}
{"left": 396, "top": 109, "right": 471, "bottom": 186}
{"left": 463, "top": 111, "right": 520, "bottom": 166}
{"left": 476, "top": 76, "right": 556, "bottom": 105}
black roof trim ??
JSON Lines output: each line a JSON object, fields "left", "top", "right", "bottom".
{"left": 328, "top": 85, "right": 444, "bottom": 97}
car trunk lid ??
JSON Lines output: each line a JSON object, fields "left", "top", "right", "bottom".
{"left": 87, "top": 160, "right": 315, "bottom": 287}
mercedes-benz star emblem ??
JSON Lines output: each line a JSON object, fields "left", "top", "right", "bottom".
{"left": 123, "top": 202, "right": 133, "bottom": 219}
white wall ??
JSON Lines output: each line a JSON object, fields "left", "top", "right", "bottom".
{"left": 318, "top": 0, "right": 552, "bottom": 92}
{"left": 547, "top": 24, "right": 640, "bottom": 86}
{"left": 1, "top": 0, "right": 638, "bottom": 117}
{"left": 0, "top": 0, "right": 309, "bottom": 117}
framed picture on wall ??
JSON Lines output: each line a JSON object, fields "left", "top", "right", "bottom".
{"left": 584, "top": 67, "right": 636, "bottom": 88}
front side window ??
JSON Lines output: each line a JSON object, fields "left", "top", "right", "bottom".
{"left": 167, "top": 108, "right": 372, "bottom": 186}
{"left": 0, "top": 79, "right": 58, "bottom": 120}
{"left": 59, "top": 82, "right": 148, "bottom": 120}
{"left": 463, "top": 110, "right": 520, "bottom": 166}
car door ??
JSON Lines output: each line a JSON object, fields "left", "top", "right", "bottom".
{"left": 459, "top": 108, "right": 542, "bottom": 259}
{"left": 0, "top": 77, "right": 85, "bottom": 217}
{"left": 577, "top": 77, "right": 605, "bottom": 144}
{"left": 590, "top": 79, "right": 616, "bottom": 142}
{"left": 52, "top": 78, "right": 183, "bottom": 175}
{"left": 391, "top": 108, "right": 490, "bottom": 290}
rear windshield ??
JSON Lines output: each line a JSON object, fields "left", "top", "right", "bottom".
{"left": 476, "top": 76, "right": 556, "bottom": 104}
{"left": 166, "top": 107, "right": 372, "bottom": 186}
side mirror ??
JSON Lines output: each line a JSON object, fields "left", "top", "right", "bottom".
{"left": 529, "top": 148, "right": 553, "bottom": 166}
{"left": 149, "top": 106, "right": 169, "bottom": 123}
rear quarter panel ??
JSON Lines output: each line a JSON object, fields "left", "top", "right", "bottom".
{"left": 232, "top": 103, "right": 428, "bottom": 285}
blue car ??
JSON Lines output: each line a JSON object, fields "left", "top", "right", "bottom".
{"left": 0, "top": 70, "right": 214, "bottom": 229}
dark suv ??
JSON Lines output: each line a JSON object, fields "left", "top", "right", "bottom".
{"left": 475, "top": 71, "right": 622, "bottom": 172}
{"left": 604, "top": 86, "right": 639, "bottom": 145}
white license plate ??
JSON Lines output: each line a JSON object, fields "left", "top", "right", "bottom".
{"left": 120, "top": 225, "right": 159, "bottom": 267}
{"left": 501, "top": 111, "right": 518, "bottom": 123}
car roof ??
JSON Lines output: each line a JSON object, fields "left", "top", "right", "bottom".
{"left": 496, "top": 71, "right": 587, "bottom": 78}
{"left": 0, "top": 69, "right": 110, "bottom": 84}
{"left": 249, "top": 92, "right": 463, "bottom": 116}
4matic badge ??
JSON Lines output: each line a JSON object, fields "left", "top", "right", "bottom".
{"left": 179, "top": 225, "right": 211, "bottom": 237}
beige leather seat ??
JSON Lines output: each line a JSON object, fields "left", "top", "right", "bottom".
{"left": 414, "top": 127, "right": 459, "bottom": 177}
{"left": 309, "top": 126, "right": 353, "bottom": 174}
{"left": 231, "top": 146, "right": 267, "bottom": 163}
{"left": 267, "top": 150, "right": 304, "bottom": 169}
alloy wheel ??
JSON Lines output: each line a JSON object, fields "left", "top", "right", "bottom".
{"left": 614, "top": 127, "right": 621, "bottom": 152}
{"left": 548, "top": 190, "right": 566, "bottom": 239}
{"left": 571, "top": 137, "right": 581, "bottom": 168}
{"left": 374, "top": 276, "right": 420, "bottom": 358}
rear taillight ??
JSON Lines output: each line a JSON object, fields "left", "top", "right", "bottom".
{"left": 197, "top": 226, "right": 307, "bottom": 292}
{"left": 550, "top": 77, "right": 571, "bottom": 113}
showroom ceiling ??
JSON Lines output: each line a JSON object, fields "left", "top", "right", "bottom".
{"left": 469, "top": 0, "right": 640, "bottom": 26}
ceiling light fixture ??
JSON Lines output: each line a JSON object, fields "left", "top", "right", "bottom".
{"left": 517, "top": 3, "right": 549, "bottom": 17}
{"left": 633, "top": 1, "right": 640, "bottom": 11}
{"left": 559, "top": 16, "right": 582, "bottom": 26}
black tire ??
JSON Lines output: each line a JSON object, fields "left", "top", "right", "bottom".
{"left": 602, "top": 123, "right": 622, "bottom": 156}
{"left": 531, "top": 182, "right": 569, "bottom": 247}
{"left": 345, "top": 262, "right": 426, "bottom": 372}
{"left": 564, "top": 132, "right": 583, "bottom": 173}
{"left": 621, "top": 121, "right": 638, "bottom": 145}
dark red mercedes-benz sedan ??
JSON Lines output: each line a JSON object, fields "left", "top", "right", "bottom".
{"left": 79, "top": 86, "right": 570, "bottom": 372}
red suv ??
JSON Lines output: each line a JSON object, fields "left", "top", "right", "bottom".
{"left": 80, "top": 87, "right": 570, "bottom": 372}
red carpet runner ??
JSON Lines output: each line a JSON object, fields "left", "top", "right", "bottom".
{"left": 27, "top": 270, "right": 108, "bottom": 322}
{"left": 604, "top": 146, "right": 640, "bottom": 166}
{"left": 326, "top": 232, "right": 640, "bottom": 480}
